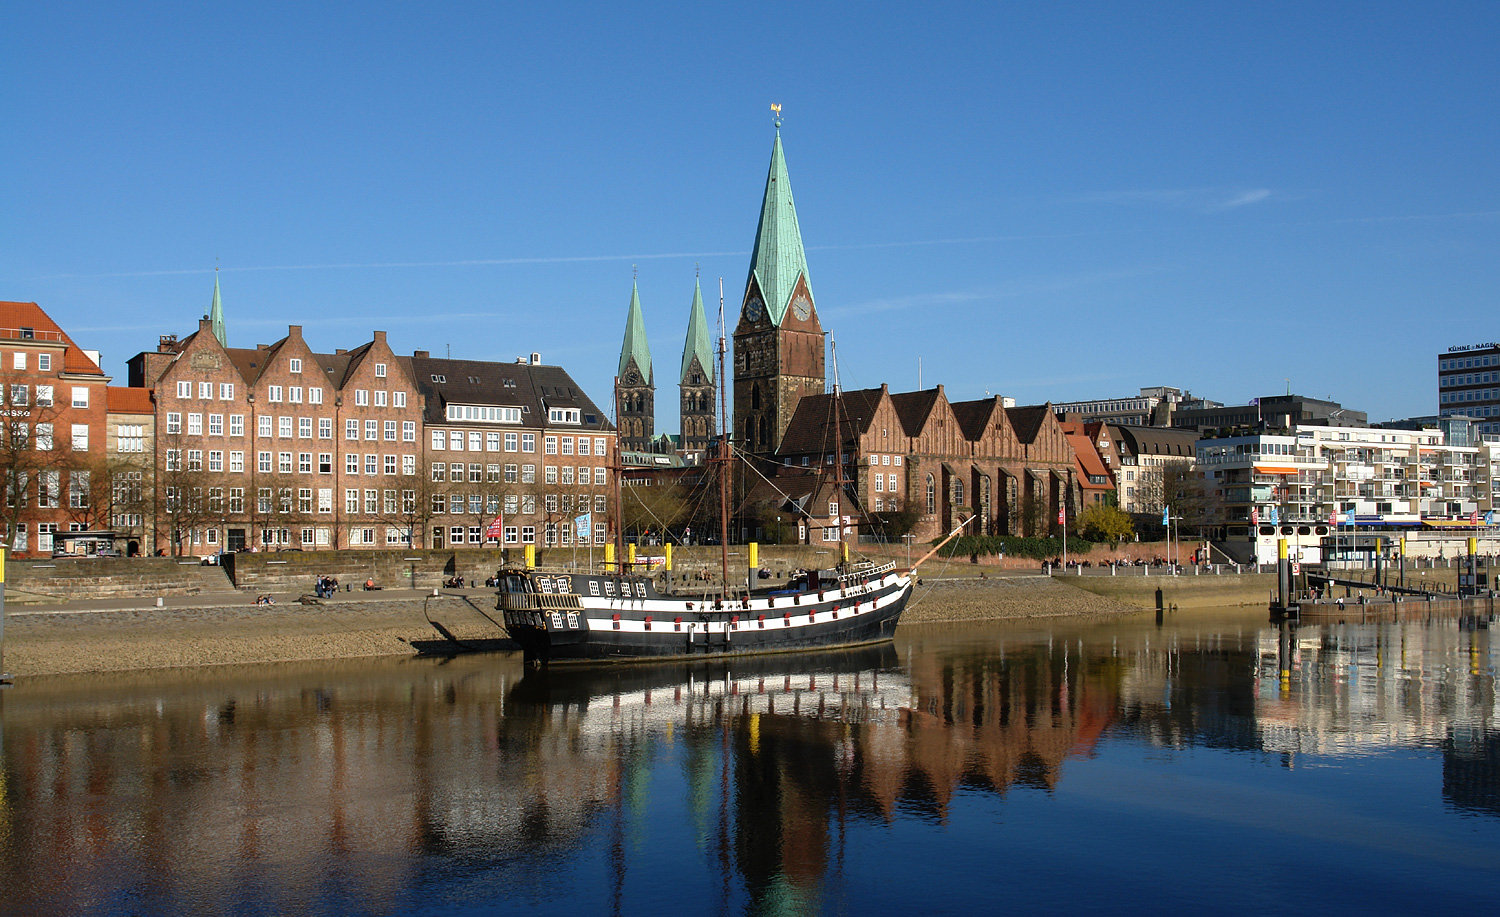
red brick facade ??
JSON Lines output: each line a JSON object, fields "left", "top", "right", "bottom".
{"left": 0, "top": 302, "right": 112, "bottom": 557}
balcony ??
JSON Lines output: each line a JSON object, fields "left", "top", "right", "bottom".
{"left": 0, "top": 326, "right": 64, "bottom": 343}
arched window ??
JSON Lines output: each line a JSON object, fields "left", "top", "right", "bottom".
{"left": 758, "top": 416, "right": 768, "bottom": 446}
{"left": 926, "top": 474, "right": 936, "bottom": 514}
{"left": 744, "top": 417, "right": 754, "bottom": 449}
{"left": 954, "top": 479, "right": 965, "bottom": 507}
{"left": 751, "top": 384, "right": 762, "bottom": 410}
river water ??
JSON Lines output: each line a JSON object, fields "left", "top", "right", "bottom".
{"left": 1, "top": 606, "right": 1497, "bottom": 916}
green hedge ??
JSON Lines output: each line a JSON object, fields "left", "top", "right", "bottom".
{"left": 930, "top": 534, "right": 1097, "bottom": 560}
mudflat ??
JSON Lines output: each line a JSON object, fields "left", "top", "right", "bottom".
{"left": 3, "top": 576, "right": 1154, "bottom": 677}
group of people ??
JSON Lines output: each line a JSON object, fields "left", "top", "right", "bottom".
{"left": 314, "top": 575, "right": 340, "bottom": 597}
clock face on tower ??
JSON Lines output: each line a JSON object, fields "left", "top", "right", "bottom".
{"left": 791, "top": 292, "right": 812, "bottom": 321}
{"left": 743, "top": 296, "right": 765, "bottom": 323}
{"left": 624, "top": 368, "right": 640, "bottom": 385}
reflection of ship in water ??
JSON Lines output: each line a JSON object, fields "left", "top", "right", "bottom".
{"left": 0, "top": 637, "right": 1125, "bottom": 913}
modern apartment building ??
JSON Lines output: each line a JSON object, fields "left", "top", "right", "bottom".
{"left": 1053, "top": 386, "right": 1206, "bottom": 427}
{"left": 1198, "top": 422, "right": 1498, "bottom": 564}
{"left": 1437, "top": 341, "right": 1500, "bottom": 435}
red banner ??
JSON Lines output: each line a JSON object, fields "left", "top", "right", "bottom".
{"left": 485, "top": 515, "right": 504, "bottom": 540}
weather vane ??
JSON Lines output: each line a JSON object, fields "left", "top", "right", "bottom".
{"left": 771, "top": 102, "right": 782, "bottom": 129}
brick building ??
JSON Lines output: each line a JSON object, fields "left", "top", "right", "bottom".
{"left": 411, "top": 353, "right": 615, "bottom": 550}
{"left": 128, "top": 320, "right": 422, "bottom": 553}
{"left": 0, "top": 301, "right": 112, "bottom": 557}
{"left": 733, "top": 125, "right": 825, "bottom": 457}
{"left": 770, "top": 384, "right": 1079, "bottom": 543}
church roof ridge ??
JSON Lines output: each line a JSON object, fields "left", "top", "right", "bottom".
{"left": 680, "top": 277, "right": 714, "bottom": 384}
{"left": 617, "top": 280, "right": 652, "bottom": 382}
{"left": 746, "top": 129, "right": 812, "bottom": 326}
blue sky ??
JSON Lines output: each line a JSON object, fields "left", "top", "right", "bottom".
{"left": 4, "top": 2, "right": 1497, "bottom": 425}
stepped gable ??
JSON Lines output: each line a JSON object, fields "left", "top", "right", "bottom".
{"left": 0, "top": 300, "right": 106, "bottom": 375}
{"left": 775, "top": 386, "right": 885, "bottom": 456}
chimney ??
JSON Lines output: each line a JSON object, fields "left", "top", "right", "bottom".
{"left": 414, "top": 350, "right": 429, "bottom": 359}
{"left": 199, "top": 318, "right": 213, "bottom": 335}
{"left": 373, "top": 330, "right": 386, "bottom": 344}
{"left": 287, "top": 325, "right": 303, "bottom": 340}
{"left": 257, "top": 343, "right": 270, "bottom": 351}
{"left": 335, "top": 348, "right": 347, "bottom": 355}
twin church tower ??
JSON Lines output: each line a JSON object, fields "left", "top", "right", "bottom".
{"left": 615, "top": 121, "right": 825, "bottom": 457}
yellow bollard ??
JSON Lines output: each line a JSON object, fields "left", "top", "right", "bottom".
{"left": 748, "top": 542, "right": 758, "bottom": 569}
{"left": 524, "top": 544, "right": 535, "bottom": 569}
{"left": 665, "top": 542, "right": 673, "bottom": 571}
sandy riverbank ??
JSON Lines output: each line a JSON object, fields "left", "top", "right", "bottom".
{"left": 2, "top": 576, "right": 1146, "bottom": 677}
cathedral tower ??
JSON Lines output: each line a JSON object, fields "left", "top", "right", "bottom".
{"left": 680, "top": 277, "right": 716, "bottom": 451}
{"left": 616, "top": 280, "right": 654, "bottom": 452}
{"left": 732, "top": 119, "right": 825, "bottom": 457}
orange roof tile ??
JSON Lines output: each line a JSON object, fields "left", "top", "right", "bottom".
{"left": 107, "top": 386, "right": 154, "bottom": 414}
{"left": 0, "top": 301, "right": 106, "bottom": 375}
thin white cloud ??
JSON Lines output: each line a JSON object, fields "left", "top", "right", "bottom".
{"left": 827, "top": 265, "right": 1168, "bottom": 319}
{"left": 1073, "top": 186, "right": 1277, "bottom": 213}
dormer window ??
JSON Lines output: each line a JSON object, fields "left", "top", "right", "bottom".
{"left": 431, "top": 375, "right": 446, "bottom": 384}
{"left": 289, "top": 358, "right": 302, "bottom": 373}
{"left": 548, "top": 408, "right": 581, "bottom": 424}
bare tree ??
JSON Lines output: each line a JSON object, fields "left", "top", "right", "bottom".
{"left": 157, "top": 430, "right": 218, "bottom": 556}
{"left": 0, "top": 369, "right": 74, "bottom": 551}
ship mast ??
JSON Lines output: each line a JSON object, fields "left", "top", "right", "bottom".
{"left": 716, "top": 278, "right": 731, "bottom": 595}
{"left": 830, "top": 334, "right": 847, "bottom": 563}
{"left": 611, "top": 374, "right": 625, "bottom": 572}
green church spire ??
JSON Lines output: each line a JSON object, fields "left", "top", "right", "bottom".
{"left": 680, "top": 277, "right": 714, "bottom": 384}
{"left": 618, "top": 280, "right": 652, "bottom": 382}
{"left": 209, "top": 269, "right": 226, "bottom": 347}
{"left": 745, "top": 125, "right": 813, "bottom": 326}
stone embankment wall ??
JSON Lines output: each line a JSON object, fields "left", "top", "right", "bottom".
{"left": 7, "top": 557, "right": 234, "bottom": 603}
{"left": 1060, "top": 571, "right": 1277, "bottom": 608}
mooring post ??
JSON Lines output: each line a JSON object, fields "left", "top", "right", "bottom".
{"left": 1277, "top": 538, "right": 1290, "bottom": 611}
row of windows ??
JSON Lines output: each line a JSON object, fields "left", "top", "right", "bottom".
{"left": 1439, "top": 353, "right": 1498, "bottom": 371}
{"left": 173, "top": 378, "right": 403, "bottom": 407}
{"left": 165, "top": 450, "right": 417, "bottom": 476}
{"left": 865, "top": 454, "right": 906, "bottom": 467}
{"left": 4, "top": 470, "right": 89, "bottom": 509}
{"left": 10, "top": 352, "right": 54, "bottom": 372}
{"left": 429, "top": 493, "right": 607, "bottom": 516}
{"left": 1441, "top": 389, "right": 1498, "bottom": 404}
{"left": 2, "top": 384, "right": 89, "bottom": 408}
{"left": 162, "top": 414, "right": 419, "bottom": 443}
{"left": 8, "top": 422, "right": 89, "bottom": 451}
{"left": 1439, "top": 371, "right": 1498, "bottom": 387}
{"left": 428, "top": 430, "right": 609, "bottom": 456}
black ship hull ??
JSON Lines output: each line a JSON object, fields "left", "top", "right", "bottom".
{"left": 495, "top": 564, "right": 910, "bottom": 664}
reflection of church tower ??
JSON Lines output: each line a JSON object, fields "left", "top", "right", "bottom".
{"left": 733, "top": 115, "right": 825, "bottom": 457}
{"left": 616, "top": 281, "right": 654, "bottom": 453}
{"left": 680, "top": 278, "right": 716, "bottom": 451}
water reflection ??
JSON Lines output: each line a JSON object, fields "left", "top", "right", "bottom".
{"left": 0, "top": 611, "right": 1496, "bottom": 914}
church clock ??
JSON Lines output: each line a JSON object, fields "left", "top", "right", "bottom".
{"left": 790, "top": 292, "right": 812, "bottom": 321}
{"left": 744, "top": 296, "right": 765, "bottom": 323}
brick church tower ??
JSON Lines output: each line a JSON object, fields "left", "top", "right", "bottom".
{"left": 679, "top": 277, "right": 716, "bottom": 451}
{"left": 733, "top": 118, "right": 825, "bottom": 457}
{"left": 616, "top": 280, "right": 654, "bottom": 452}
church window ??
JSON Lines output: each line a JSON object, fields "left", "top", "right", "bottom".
{"left": 926, "top": 475, "right": 936, "bottom": 514}
{"left": 751, "top": 384, "right": 761, "bottom": 410}
{"left": 954, "top": 479, "right": 965, "bottom": 507}
{"left": 758, "top": 417, "right": 768, "bottom": 446}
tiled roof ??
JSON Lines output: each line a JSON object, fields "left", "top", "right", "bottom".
{"left": 411, "top": 356, "right": 612, "bottom": 431}
{"left": 775, "top": 387, "right": 884, "bottom": 456}
{"left": 1060, "top": 421, "right": 1112, "bottom": 482}
{"left": 950, "top": 398, "right": 1004, "bottom": 441}
{"left": 889, "top": 389, "right": 941, "bottom": 437}
{"left": 107, "top": 385, "right": 153, "bottom": 414}
{"left": 1005, "top": 404, "right": 1051, "bottom": 444}
{"left": 0, "top": 301, "right": 106, "bottom": 375}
